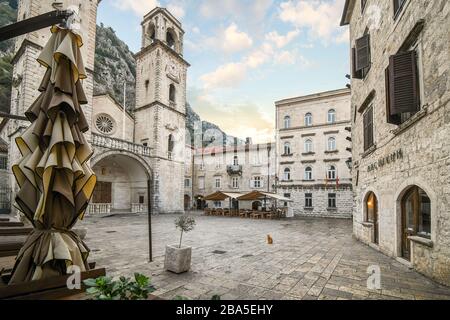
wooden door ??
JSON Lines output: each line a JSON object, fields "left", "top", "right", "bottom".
{"left": 93, "top": 182, "right": 112, "bottom": 204}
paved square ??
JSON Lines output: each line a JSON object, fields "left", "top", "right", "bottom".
{"left": 80, "top": 213, "right": 450, "bottom": 300}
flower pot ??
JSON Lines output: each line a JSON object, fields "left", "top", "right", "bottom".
{"left": 164, "top": 245, "right": 191, "bottom": 274}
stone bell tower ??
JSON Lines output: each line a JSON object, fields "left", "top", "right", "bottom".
{"left": 134, "top": 7, "right": 190, "bottom": 214}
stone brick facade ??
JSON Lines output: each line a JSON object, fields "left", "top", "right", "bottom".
{"left": 275, "top": 88, "right": 353, "bottom": 218}
{"left": 342, "top": 0, "right": 450, "bottom": 286}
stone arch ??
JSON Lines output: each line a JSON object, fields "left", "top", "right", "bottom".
{"left": 166, "top": 27, "right": 178, "bottom": 51}
{"left": 394, "top": 177, "right": 437, "bottom": 256}
{"left": 360, "top": 187, "right": 380, "bottom": 223}
{"left": 90, "top": 150, "right": 154, "bottom": 213}
{"left": 91, "top": 150, "right": 153, "bottom": 180}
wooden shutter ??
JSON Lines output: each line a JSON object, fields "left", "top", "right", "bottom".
{"left": 385, "top": 67, "right": 401, "bottom": 124}
{"left": 388, "top": 51, "right": 419, "bottom": 116}
{"left": 352, "top": 48, "right": 363, "bottom": 79}
{"left": 355, "top": 34, "right": 371, "bottom": 71}
{"left": 363, "top": 108, "right": 373, "bottom": 151}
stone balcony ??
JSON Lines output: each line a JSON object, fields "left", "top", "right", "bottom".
{"left": 227, "top": 165, "right": 243, "bottom": 176}
{"left": 91, "top": 133, "right": 153, "bottom": 157}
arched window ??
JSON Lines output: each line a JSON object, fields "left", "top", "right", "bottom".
{"left": 304, "top": 167, "right": 313, "bottom": 181}
{"left": 284, "top": 142, "right": 291, "bottom": 155}
{"left": 168, "top": 134, "right": 174, "bottom": 159}
{"left": 148, "top": 24, "right": 156, "bottom": 42}
{"left": 233, "top": 155, "right": 239, "bottom": 166}
{"left": 304, "top": 139, "right": 313, "bottom": 153}
{"left": 166, "top": 30, "right": 176, "bottom": 50}
{"left": 169, "top": 84, "right": 176, "bottom": 102}
{"left": 283, "top": 168, "right": 291, "bottom": 181}
{"left": 327, "top": 165, "right": 337, "bottom": 180}
{"left": 284, "top": 116, "right": 291, "bottom": 129}
{"left": 328, "top": 109, "right": 336, "bottom": 123}
{"left": 327, "top": 137, "right": 336, "bottom": 151}
{"left": 365, "top": 192, "right": 379, "bottom": 244}
{"left": 305, "top": 112, "right": 313, "bottom": 126}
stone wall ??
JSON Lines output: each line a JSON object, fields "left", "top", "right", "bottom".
{"left": 347, "top": 0, "right": 450, "bottom": 285}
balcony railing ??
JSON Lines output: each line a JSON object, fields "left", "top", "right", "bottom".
{"left": 227, "top": 165, "right": 243, "bottom": 175}
{"left": 91, "top": 133, "right": 152, "bottom": 157}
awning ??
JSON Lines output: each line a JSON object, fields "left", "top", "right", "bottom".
{"left": 204, "top": 191, "right": 245, "bottom": 201}
{"left": 237, "top": 191, "right": 293, "bottom": 202}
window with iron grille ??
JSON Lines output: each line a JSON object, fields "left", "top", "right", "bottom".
{"left": 305, "top": 193, "right": 313, "bottom": 208}
{"left": 0, "top": 156, "right": 7, "bottom": 170}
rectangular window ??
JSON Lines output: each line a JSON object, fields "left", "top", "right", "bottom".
{"left": 305, "top": 193, "right": 313, "bottom": 208}
{"left": 284, "top": 193, "right": 291, "bottom": 207}
{"left": 232, "top": 177, "right": 239, "bottom": 189}
{"left": 363, "top": 106, "right": 374, "bottom": 151}
{"left": 214, "top": 201, "right": 222, "bottom": 208}
{"left": 199, "top": 162, "right": 205, "bottom": 171}
{"left": 386, "top": 46, "right": 422, "bottom": 125}
{"left": 215, "top": 177, "right": 221, "bottom": 189}
{"left": 0, "top": 155, "right": 7, "bottom": 170}
{"left": 139, "top": 195, "right": 145, "bottom": 204}
{"left": 184, "top": 178, "right": 191, "bottom": 188}
{"left": 328, "top": 193, "right": 337, "bottom": 208}
{"left": 253, "top": 176, "right": 262, "bottom": 189}
{"left": 199, "top": 177, "right": 205, "bottom": 190}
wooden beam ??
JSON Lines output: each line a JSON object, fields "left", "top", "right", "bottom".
{"left": 0, "top": 10, "right": 73, "bottom": 42}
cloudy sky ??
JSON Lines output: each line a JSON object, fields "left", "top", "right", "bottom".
{"left": 97, "top": 0, "right": 350, "bottom": 143}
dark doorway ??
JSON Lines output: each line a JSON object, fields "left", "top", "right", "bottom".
{"left": 93, "top": 181, "right": 112, "bottom": 204}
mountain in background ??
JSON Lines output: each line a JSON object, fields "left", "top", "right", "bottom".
{"left": 0, "top": 1, "right": 243, "bottom": 146}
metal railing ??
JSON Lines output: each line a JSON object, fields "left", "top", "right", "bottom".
{"left": 91, "top": 133, "right": 152, "bottom": 157}
{"left": 0, "top": 187, "right": 11, "bottom": 214}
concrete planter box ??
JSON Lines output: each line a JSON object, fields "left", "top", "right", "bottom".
{"left": 164, "top": 245, "right": 191, "bottom": 274}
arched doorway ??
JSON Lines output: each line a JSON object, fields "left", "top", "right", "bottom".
{"left": 184, "top": 195, "right": 191, "bottom": 210}
{"left": 91, "top": 153, "right": 152, "bottom": 215}
{"left": 400, "top": 186, "right": 431, "bottom": 260}
{"left": 365, "top": 192, "right": 379, "bottom": 244}
{"left": 196, "top": 196, "right": 205, "bottom": 210}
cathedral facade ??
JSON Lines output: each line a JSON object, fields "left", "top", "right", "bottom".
{"left": 1, "top": 3, "right": 188, "bottom": 216}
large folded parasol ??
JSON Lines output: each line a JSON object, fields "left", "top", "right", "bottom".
{"left": 9, "top": 26, "right": 97, "bottom": 284}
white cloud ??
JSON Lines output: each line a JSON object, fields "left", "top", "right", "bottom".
{"left": 113, "top": 0, "right": 159, "bottom": 16}
{"left": 200, "top": 62, "right": 248, "bottom": 89}
{"left": 222, "top": 23, "right": 253, "bottom": 53}
{"left": 199, "top": 0, "right": 273, "bottom": 24}
{"left": 274, "top": 50, "right": 297, "bottom": 65}
{"left": 279, "top": 0, "right": 346, "bottom": 44}
{"left": 265, "top": 30, "right": 300, "bottom": 48}
{"left": 192, "top": 26, "right": 200, "bottom": 34}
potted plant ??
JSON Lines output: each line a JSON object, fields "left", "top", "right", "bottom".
{"left": 164, "top": 215, "right": 196, "bottom": 274}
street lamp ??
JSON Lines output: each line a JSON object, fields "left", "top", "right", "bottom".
{"left": 345, "top": 157, "right": 353, "bottom": 170}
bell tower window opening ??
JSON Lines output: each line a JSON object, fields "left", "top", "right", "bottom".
{"left": 166, "top": 29, "right": 177, "bottom": 51}
{"left": 169, "top": 84, "right": 176, "bottom": 103}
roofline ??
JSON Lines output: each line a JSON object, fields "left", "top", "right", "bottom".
{"left": 340, "top": 0, "right": 354, "bottom": 26}
{"left": 275, "top": 88, "right": 351, "bottom": 107}
{"left": 134, "top": 39, "right": 190, "bottom": 67}
{"left": 93, "top": 93, "right": 134, "bottom": 119}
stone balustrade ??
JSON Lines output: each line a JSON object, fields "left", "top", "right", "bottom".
{"left": 86, "top": 203, "right": 112, "bottom": 215}
{"left": 91, "top": 133, "right": 152, "bottom": 157}
{"left": 131, "top": 203, "right": 148, "bottom": 213}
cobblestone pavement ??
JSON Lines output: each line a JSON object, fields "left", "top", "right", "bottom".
{"left": 80, "top": 212, "right": 450, "bottom": 300}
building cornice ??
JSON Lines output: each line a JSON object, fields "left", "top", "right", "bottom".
{"left": 340, "top": 0, "right": 356, "bottom": 26}
{"left": 279, "top": 120, "right": 351, "bottom": 132}
{"left": 275, "top": 88, "right": 350, "bottom": 107}
{"left": 143, "top": 7, "right": 183, "bottom": 31}
{"left": 135, "top": 100, "right": 186, "bottom": 118}
{"left": 134, "top": 40, "right": 190, "bottom": 67}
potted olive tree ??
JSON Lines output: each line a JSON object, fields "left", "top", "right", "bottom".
{"left": 164, "top": 215, "right": 196, "bottom": 274}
